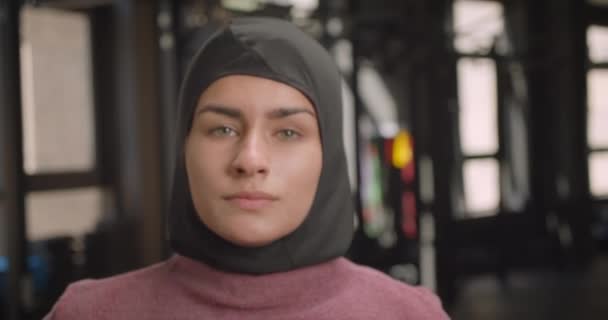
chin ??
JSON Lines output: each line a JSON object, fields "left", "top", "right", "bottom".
{"left": 223, "top": 222, "right": 291, "bottom": 248}
{"left": 202, "top": 209, "right": 298, "bottom": 247}
{"left": 213, "top": 214, "right": 287, "bottom": 247}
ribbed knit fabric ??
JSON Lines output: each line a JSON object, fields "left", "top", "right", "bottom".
{"left": 44, "top": 255, "right": 449, "bottom": 319}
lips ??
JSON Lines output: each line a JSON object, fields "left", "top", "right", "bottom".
{"left": 223, "top": 191, "right": 278, "bottom": 211}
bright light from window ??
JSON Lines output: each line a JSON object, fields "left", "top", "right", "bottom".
{"left": 332, "top": 39, "right": 353, "bottom": 75}
{"left": 287, "top": 0, "right": 318, "bottom": 11}
{"left": 222, "top": 0, "right": 261, "bottom": 12}
{"left": 453, "top": 0, "right": 504, "bottom": 53}
{"left": 458, "top": 58, "right": 498, "bottom": 155}
{"left": 358, "top": 62, "right": 399, "bottom": 137}
{"left": 20, "top": 7, "right": 96, "bottom": 174}
{"left": 590, "top": 152, "right": 608, "bottom": 197}
{"left": 463, "top": 158, "right": 500, "bottom": 214}
{"left": 341, "top": 81, "right": 357, "bottom": 190}
{"left": 587, "top": 69, "right": 608, "bottom": 148}
{"left": 258, "top": 0, "right": 318, "bottom": 17}
{"left": 588, "top": 25, "right": 608, "bottom": 63}
{"left": 26, "top": 187, "right": 103, "bottom": 241}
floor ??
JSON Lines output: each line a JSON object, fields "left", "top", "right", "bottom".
{"left": 449, "top": 256, "right": 608, "bottom": 320}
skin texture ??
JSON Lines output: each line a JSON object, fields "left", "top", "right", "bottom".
{"left": 185, "top": 75, "right": 323, "bottom": 247}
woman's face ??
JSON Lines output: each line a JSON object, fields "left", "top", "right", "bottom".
{"left": 185, "top": 75, "right": 322, "bottom": 247}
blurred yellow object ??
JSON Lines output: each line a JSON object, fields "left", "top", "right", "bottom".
{"left": 392, "top": 131, "right": 413, "bottom": 169}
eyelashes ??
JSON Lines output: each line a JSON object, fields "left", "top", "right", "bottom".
{"left": 276, "top": 129, "right": 301, "bottom": 140}
{"left": 208, "top": 126, "right": 238, "bottom": 137}
{"left": 206, "top": 126, "right": 303, "bottom": 141}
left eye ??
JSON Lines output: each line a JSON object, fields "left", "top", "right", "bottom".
{"left": 277, "top": 129, "right": 300, "bottom": 140}
{"left": 209, "top": 126, "right": 237, "bottom": 137}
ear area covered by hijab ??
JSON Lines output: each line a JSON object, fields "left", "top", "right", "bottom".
{"left": 169, "top": 17, "right": 354, "bottom": 274}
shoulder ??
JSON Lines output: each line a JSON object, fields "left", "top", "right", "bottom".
{"left": 44, "top": 260, "right": 170, "bottom": 319}
{"left": 336, "top": 258, "right": 450, "bottom": 319}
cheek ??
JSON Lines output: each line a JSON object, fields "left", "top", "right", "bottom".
{"left": 185, "top": 139, "right": 225, "bottom": 194}
{"left": 277, "top": 144, "right": 322, "bottom": 195}
{"left": 280, "top": 145, "right": 322, "bottom": 231}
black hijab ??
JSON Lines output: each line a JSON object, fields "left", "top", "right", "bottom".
{"left": 169, "top": 17, "right": 353, "bottom": 274}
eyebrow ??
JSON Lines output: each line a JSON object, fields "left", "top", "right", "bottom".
{"left": 267, "top": 107, "right": 316, "bottom": 119}
{"left": 196, "top": 105, "right": 241, "bottom": 119}
{"left": 195, "top": 104, "right": 316, "bottom": 120}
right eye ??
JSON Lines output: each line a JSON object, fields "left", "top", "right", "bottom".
{"left": 209, "top": 126, "right": 238, "bottom": 137}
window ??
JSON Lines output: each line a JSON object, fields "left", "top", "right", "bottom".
{"left": 587, "top": 70, "right": 608, "bottom": 149}
{"left": 453, "top": 0, "right": 504, "bottom": 54}
{"left": 20, "top": 7, "right": 96, "bottom": 174}
{"left": 457, "top": 58, "right": 498, "bottom": 155}
{"left": 26, "top": 188, "right": 104, "bottom": 241}
{"left": 19, "top": 6, "right": 103, "bottom": 243}
{"left": 587, "top": 25, "right": 608, "bottom": 63}
{"left": 587, "top": 25, "right": 608, "bottom": 198}
{"left": 463, "top": 159, "right": 500, "bottom": 215}
{"left": 589, "top": 153, "right": 608, "bottom": 197}
{"left": 453, "top": 0, "right": 506, "bottom": 217}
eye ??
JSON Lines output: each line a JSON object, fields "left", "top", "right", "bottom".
{"left": 277, "top": 129, "right": 301, "bottom": 140}
{"left": 209, "top": 126, "right": 238, "bottom": 137}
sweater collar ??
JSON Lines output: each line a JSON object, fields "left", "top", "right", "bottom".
{"left": 168, "top": 254, "right": 348, "bottom": 310}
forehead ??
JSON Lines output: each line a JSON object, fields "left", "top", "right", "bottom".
{"left": 197, "top": 75, "right": 316, "bottom": 114}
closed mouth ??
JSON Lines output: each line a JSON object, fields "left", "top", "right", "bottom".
{"left": 223, "top": 191, "right": 278, "bottom": 211}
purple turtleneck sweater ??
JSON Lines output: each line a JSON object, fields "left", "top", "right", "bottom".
{"left": 44, "top": 255, "right": 449, "bottom": 319}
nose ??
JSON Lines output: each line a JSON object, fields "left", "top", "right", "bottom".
{"left": 230, "top": 132, "right": 269, "bottom": 177}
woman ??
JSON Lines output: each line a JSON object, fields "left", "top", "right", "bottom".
{"left": 45, "top": 17, "right": 449, "bottom": 319}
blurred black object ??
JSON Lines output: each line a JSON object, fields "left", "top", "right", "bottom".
{"left": 0, "top": 219, "right": 140, "bottom": 319}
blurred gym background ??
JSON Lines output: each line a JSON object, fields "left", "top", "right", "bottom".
{"left": 1, "top": 0, "right": 607, "bottom": 319}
